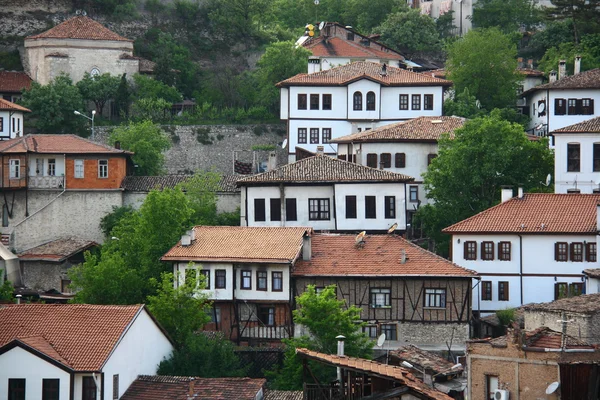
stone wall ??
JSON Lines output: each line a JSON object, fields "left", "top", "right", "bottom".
{"left": 21, "top": 260, "right": 71, "bottom": 292}
{"left": 524, "top": 309, "right": 600, "bottom": 344}
{"left": 123, "top": 191, "right": 240, "bottom": 214}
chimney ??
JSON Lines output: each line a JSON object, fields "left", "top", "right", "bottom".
{"left": 574, "top": 55, "right": 582, "bottom": 75}
{"left": 268, "top": 151, "right": 277, "bottom": 170}
{"left": 316, "top": 146, "right": 324, "bottom": 155}
{"left": 400, "top": 249, "right": 407, "bottom": 264}
{"left": 381, "top": 63, "right": 387, "bottom": 76}
{"left": 188, "top": 378, "right": 195, "bottom": 398}
{"left": 517, "top": 57, "right": 524, "bottom": 68}
{"left": 558, "top": 60, "right": 566, "bottom": 80}
{"left": 518, "top": 187, "right": 524, "bottom": 199}
{"left": 302, "top": 235, "right": 311, "bottom": 261}
{"left": 186, "top": 229, "right": 195, "bottom": 241}
{"left": 16, "top": 294, "right": 22, "bottom": 304}
{"left": 501, "top": 186, "right": 513, "bottom": 203}
{"left": 114, "top": 141, "right": 121, "bottom": 150}
{"left": 336, "top": 335, "right": 346, "bottom": 383}
{"left": 181, "top": 234, "right": 191, "bottom": 246}
{"left": 549, "top": 70, "right": 557, "bottom": 83}
{"left": 527, "top": 59, "right": 534, "bottom": 69}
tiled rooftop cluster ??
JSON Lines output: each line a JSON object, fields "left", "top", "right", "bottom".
{"left": 27, "top": 16, "right": 131, "bottom": 42}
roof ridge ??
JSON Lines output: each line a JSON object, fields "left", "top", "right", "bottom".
{"left": 442, "top": 197, "right": 520, "bottom": 232}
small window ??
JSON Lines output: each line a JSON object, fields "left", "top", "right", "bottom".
{"left": 346, "top": 195, "right": 357, "bottom": 219}
{"left": 586, "top": 242, "right": 596, "bottom": 262}
{"left": 43, "top": 378, "right": 60, "bottom": 400}
{"left": 258, "top": 306, "right": 275, "bottom": 326}
{"left": 409, "top": 186, "right": 418, "bottom": 202}
{"left": 411, "top": 94, "right": 421, "bottom": 110}
{"left": 424, "top": 94, "right": 433, "bottom": 110}
{"left": 2, "top": 204, "right": 8, "bottom": 227}
{"left": 272, "top": 271, "right": 283, "bottom": 291}
{"left": 570, "top": 242, "right": 583, "bottom": 262}
{"left": 554, "top": 98, "right": 566, "bottom": 115}
{"left": 380, "top": 153, "right": 391, "bottom": 168}
{"left": 366, "top": 153, "right": 378, "bottom": 168}
{"left": 310, "top": 94, "right": 319, "bottom": 110}
{"left": 399, "top": 94, "right": 409, "bottom": 110}
{"left": 363, "top": 325, "right": 378, "bottom": 338}
{"left": 0, "top": 117, "right": 3, "bottom": 132}
{"left": 370, "top": 288, "right": 391, "bottom": 307}
{"left": 82, "top": 376, "right": 96, "bottom": 400}
{"left": 427, "top": 153, "right": 437, "bottom": 165}
{"left": 582, "top": 98, "right": 594, "bottom": 115}
{"left": 285, "top": 198, "right": 297, "bottom": 221}
{"left": 9, "top": 379, "right": 26, "bottom": 400}
{"left": 298, "top": 128, "right": 307, "bottom": 144}
{"left": 112, "top": 375, "right": 119, "bottom": 400}
{"left": 347, "top": 32, "right": 355, "bottom": 41}
{"left": 215, "top": 270, "right": 226, "bottom": 289}
{"left": 395, "top": 153, "right": 406, "bottom": 168}
{"left": 9, "top": 159, "right": 20, "bottom": 179}
{"left": 322, "top": 128, "right": 331, "bottom": 143}
{"left": 567, "top": 98, "right": 577, "bottom": 115}
{"left": 567, "top": 143, "right": 580, "bottom": 172}
{"left": 241, "top": 270, "right": 252, "bottom": 289}
{"left": 254, "top": 199, "right": 266, "bottom": 221}
{"left": 257, "top": 271, "right": 268, "bottom": 291}
{"left": 47, "top": 159, "right": 56, "bottom": 176}
{"left": 464, "top": 241, "right": 477, "bottom": 260}
{"left": 366, "top": 91, "right": 376, "bottom": 110}
{"left": 424, "top": 288, "right": 446, "bottom": 308}
{"left": 322, "top": 94, "right": 332, "bottom": 110}
{"left": 75, "top": 159, "right": 84, "bottom": 178}
{"left": 570, "top": 282, "right": 584, "bottom": 297}
{"left": 498, "top": 281, "right": 509, "bottom": 301}
{"left": 98, "top": 159, "right": 108, "bottom": 178}
{"left": 498, "top": 241, "right": 511, "bottom": 261}
{"left": 555, "top": 242, "right": 568, "bottom": 261}
{"left": 310, "top": 128, "right": 319, "bottom": 144}
{"left": 381, "top": 324, "right": 397, "bottom": 340}
{"left": 555, "top": 282, "right": 568, "bottom": 299}
{"left": 61, "top": 279, "right": 71, "bottom": 293}
{"left": 200, "top": 270, "right": 210, "bottom": 289}
{"left": 308, "top": 198, "right": 330, "bottom": 220}
{"left": 270, "top": 198, "right": 281, "bottom": 221}
{"left": 298, "top": 94, "right": 307, "bottom": 110}
{"left": 594, "top": 144, "right": 600, "bottom": 172}
{"left": 384, "top": 196, "right": 395, "bottom": 219}
{"left": 353, "top": 91, "right": 362, "bottom": 111}
{"left": 365, "top": 195, "right": 376, "bottom": 219}
{"left": 481, "top": 241, "right": 494, "bottom": 260}
{"left": 482, "top": 281, "right": 492, "bottom": 301}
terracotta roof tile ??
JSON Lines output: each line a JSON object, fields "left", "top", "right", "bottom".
{"left": 18, "top": 238, "right": 98, "bottom": 262}
{"left": 0, "top": 304, "right": 143, "bottom": 371}
{"left": 264, "top": 390, "right": 304, "bottom": 400}
{"left": 421, "top": 69, "right": 447, "bottom": 79}
{"left": 293, "top": 234, "right": 476, "bottom": 277}
{"left": 332, "top": 116, "right": 465, "bottom": 143}
{"left": 121, "top": 375, "right": 265, "bottom": 400}
{"left": 237, "top": 154, "right": 413, "bottom": 185}
{"left": 0, "top": 71, "right": 32, "bottom": 93}
{"left": 389, "top": 345, "right": 464, "bottom": 375}
{"left": 0, "top": 98, "right": 31, "bottom": 113}
{"left": 0, "top": 134, "right": 132, "bottom": 155}
{"left": 552, "top": 116, "right": 600, "bottom": 133}
{"left": 518, "top": 67, "right": 544, "bottom": 77}
{"left": 443, "top": 193, "right": 600, "bottom": 234}
{"left": 277, "top": 61, "right": 452, "bottom": 87}
{"left": 161, "top": 226, "right": 311, "bottom": 263}
{"left": 120, "top": 175, "right": 240, "bottom": 193}
{"left": 27, "top": 16, "right": 131, "bottom": 42}
{"left": 304, "top": 36, "right": 404, "bottom": 61}
{"left": 524, "top": 69, "right": 600, "bottom": 94}
{"left": 17, "top": 336, "right": 72, "bottom": 367}
{"left": 584, "top": 268, "right": 600, "bottom": 279}
{"left": 524, "top": 293, "right": 600, "bottom": 314}
{"left": 485, "top": 327, "right": 593, "bottom": 350}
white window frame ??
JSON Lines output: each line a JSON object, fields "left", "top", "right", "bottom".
{"left": 98, "top": 159, "right": 108, "bottom": 178}
{"left": 47, "top": 159, "right": 56, "bottom": 176}
{"left": 75, "top": 159, "right": 84, "bottom": 178}
{"left": 9, "top": 159, "right": 20, "bottom": 179}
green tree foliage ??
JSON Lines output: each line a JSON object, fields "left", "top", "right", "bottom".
{"left": 177, "top": 171, "right": 221, "bottom": 224}
{"left": 114, "top": 74, "right": 131, "bottom": 119}
{"left": 416, "top": 111, "right": 554, "bottom": 256}
{"left": 446, "top": 28, "right": 520, "bottom": 111}
{"left": 76, "top": 72, "right": 121, "bottom": 115}
{"left": 376, "top": 8, "right": 441, "bottom": 56}
{"left": 472, "top": 0, "right": 540, "bottom": 33}
{"left": 131, "top": 98, "right": 173, "bottom": 123}
{"left": 496, "top": 308, "right": 516, "bottom": 327}
{"left": 443, "top": 88, "right": 483, "bottom": 119}
{"left": 109, "top": 120, "right": 171, "bottom": 176}
{"left": 100, "top": 205, "right": 135, "bottom": 238}
{"left": 545, "top": 0, "right": 600, "bottom": 43}
{"left": 132, "top": 74, "right": 183, "bottom": 104}
{"left": 208, "top": 0, "right": 273, "bottom": 41}
{"left": 0, "top": 271, "right": 13, "bottom": 302}
{"left": 538, "top": 40, "right": 600, "bottom": 75}
{"left": 21, "top": 74, "right": 86, "bottom": 135}
{"left": 436, "top": 10, "right": 456, "bottom": 40}
{"left": 151, "top": 33, "right": 200, "bottom": 98}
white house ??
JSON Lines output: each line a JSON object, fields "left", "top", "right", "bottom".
{"left": 237, "top": 152, "right": 413, "bottom": 232}
{"left": 552, "top": 116, "right": 600, "bottom": 194}
{"left": 0, "top": 303, "right": 173, "bottom": 400}
{"left": 0, "top": 99, "right": 30, "bottom": 141}
{"left": 443, "top": 191, "right": 599, "bottom": 315}
{"left": 415, "top": 0, "right": 472, "bottom": 37}
{"left": 162, "top": 225, "right": 311, "bottom": 345}
{"left": 331, "top": 116, "right": 465, "bottom": 212}
{"left": 277, "top": 61, "right": 452, "bottom": 162}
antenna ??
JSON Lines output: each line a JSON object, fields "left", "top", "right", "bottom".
{"left": 355, "top": 231, "right": 366, "bottom": 247}
{"left": 387, "top": 222, "right": 398, "bottom": 234}
{"left": 546, "top": 382, "right": 560, "bottom": 395}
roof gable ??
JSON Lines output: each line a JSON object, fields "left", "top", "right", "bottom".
{"left": 27, "top": 16, "right": 131, "bottom": 42}
{"left": 304, "top": 36, "right": 404, "bottom": 61}
{"left": 524, "top": 68, "right": 600, "bottom": 94}
{"left": 0, "top": 71, "right": 33, "bottom": 93}
{"left": 0, "top": 98, "right": 31, "bottom": 113}
{"left": 18, "top": 238, "right": 98, "bottom": 262}
{"left": 0, "top": 134, "right": 132, "bottom": 155}
{"left": 552, "top": 116, "right": 600, "bottom": 133}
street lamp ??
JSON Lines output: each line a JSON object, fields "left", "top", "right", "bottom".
{"left": 74, "top": 110, "right": 96, "bottom": 140}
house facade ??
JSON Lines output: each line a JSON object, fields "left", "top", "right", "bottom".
{"left": 444, "top": 191, "right": 599, "bottom": 315}
{"left": 0, "top": 304, "right": 173, "bottom": 400}
{"left": 237, "top": 153, "right": 413, "bottom": 232}
{"left": 0, "top": 99, "right": 30, "bottom": 141}
{"left": 277, "top": 61, "right": 452, "bottom": 162}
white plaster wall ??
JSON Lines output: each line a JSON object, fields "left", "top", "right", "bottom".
{"left": 587, "top": 277, "right": 600, "bottom": 294}
{"left": 347, "top": 80, "right": 381, "bottom": 120}
{"left": 522, "top": 275, "right": 586, "bottom": 305}
{"left": 287, "top": 119, "right": 349, "bottom": 156}
{"left": 280, "top": 88, "right": 289, "bottom": 120}
{"left": 0, "top": 346, "right": 70, "bottom": 400}
{"left": 522, "top": 76, "right": 543, "bottom": 93}
{"left": 102, "top": 309, "right": 174, "bottom": 400}
{"left": 234, "top": 264, "right": 290, "bottom": 301}
{"left": 451, "top": 234, "right": 521, "bottom": 275}
{"left": 27, "top": 154, "right": 66, "bottom": 177}
{"left": 554, "top": 133, "right": 600, "bottom": 193}
{"left": 288, "top": 86, "right": 347, "bottom": 119}
{"left": 356, "top": 142, "right": 437, "bottom": 179}
{"left": 522, "top": 234, "right": 595, "bottom": 275}
{"left": 380, "top": 86, "right": 444, "bottom": 119}
{"left": 176, "top": 261, "right": 234, "bottom": 300}
{"left": 0, "top": 110, "right": 24, "bottom": 140}
{"left": 122, "top": 191, "right": 239, "bottom": 214}
{"left": 527, "top": 89, "right": 600, "bottom": 132}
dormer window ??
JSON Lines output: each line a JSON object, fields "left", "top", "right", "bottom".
{"left": 347, "top": 32, "right": 355, "bottom": 41}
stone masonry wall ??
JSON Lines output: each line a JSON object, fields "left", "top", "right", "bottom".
{"left": 398, "top": 322, "right": 469, "bottom": 345}
{"left": 524, "top": 309, "right": 600, "bottom": 344}
{"left": 21, "top": 260, "right": 71, "bottom": 292}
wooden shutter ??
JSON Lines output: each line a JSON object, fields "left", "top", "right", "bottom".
{"left": 570, "top": 243, "right": 575, "bottom": 261}
{"left": 554, "top": 242, "right": 559, "bottom": 261}
{"left": 591, "top": 99, "right": 595, "bottom": 114}
{"left": 366, "top": 153, "right": 377, "bottom": 168}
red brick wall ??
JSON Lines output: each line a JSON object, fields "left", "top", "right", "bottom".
{"left": 1, "top": 155, "right": 27, "bottom": 189}
{"left": 65, "top": 155, "right": 127, "bottom": 189}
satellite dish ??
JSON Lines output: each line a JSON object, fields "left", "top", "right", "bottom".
{"left": 377, "top": 333, "right": 386, "bottom": 347}
{"left": 355, "top": 231, "right": 366, "bottom": 245}
{"left": 318, "top": 21, "right": 325, "bottom": 30}
{"left": 281, "top": 138, "right": 288, "bottom": 149}
{"left": 545, "top": 174, "right": 552, "bottom": 186}
{"left": 314, "top": 0, "right": 320, "bottom": 4}
{"left": 545, "top": 382, "right": 559, "bottom": 395}
{"left": 76, "top": 9, "right": 81, "bottom": 15}
{"left": 387, "top": 222, "right": 398, "bottom": 234}
{"left": 82, "top": 10, "right": 87, "bottom": 16}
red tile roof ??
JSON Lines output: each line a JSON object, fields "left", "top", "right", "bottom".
{"left": 518, "top": 68, "right": 544, "bottom": 77}
{"left": 485, "top": 327, "right": 593, "bottom": 350}
{"left": 264, "top": 389, "right": 303, "bottom": 400}
{"left": 162, "top": 226, "right": 311, "bottom": 263}
{"left": 293, "top": 234, "right": 476, "bottom": 277}
{"left": 27, "top": 16, "right": 131, "bottom": 42}
{"left": 552, "top": 116, "right": 600, "bottom": 133}
{"left": 277, "top": 61, "right": 452, "bottom": 87}
{"left": 523, "top": 293, "right": 600, "bottom": 314}
{"left": 389, "top": 345, "right": 464, "bottom": 375}
{"left": 0, "top": 71, "right": 32, "bottom": 93}
{"left": 304, "top": 36, "right": 404, "bottom": 60}
{"left": 121, "top": 375, "right": 265, "bottom": 400}
{"left": 332, "top": 116, "right": 465, "bottom": 143}
{"left": 120, "top": 175, "right": 240, "bottom": 193}
{"left": 0, "top": 304, "right": 145, "bottom": 371}
{"left": 443, "top": 193, "right": 600, "bottom": 234}
{"left": 524, "top": 69, "right": 600, "bottom": 95}
{"left": 18, "top": 238, "right": 98, "bottom": 262}
{"left": 0, "top": 134, "right": 132, "bottom": 155}
{"left": 0, "top": 98, "right": 31, "bottom": 113}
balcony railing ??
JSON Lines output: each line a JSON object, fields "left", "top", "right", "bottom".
{"left": 29, "top": 175, "right": 65, "bottom": 189}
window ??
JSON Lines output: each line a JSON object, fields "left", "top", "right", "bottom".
{"left": 555, "top": 98, "right": 566, "bottom": 115}
{"left": 568, "top": 98, "right": 577, "bottom": 115}
{"left": 427, "top": 153, "right": 437, "bottom": 165}
{"left": 555, "top": 282, "right": 568, "bottom": 299}
{"left": 486, "top": 376, "right": 499, "bottom": 400}
{"left": 370, "top": 288, "right": 391, "bottom": 307}
{"left": 353, "top": 91, "right": 362, "bottom": 110}
{"left": 366, "top": 91, "right": 376, "bottom": 110}
{"left": 594, "top": 144, "right": 600, "bottom": 172}
{"left": 257, "top": 271, "right": 268, "bottom": 291}
{"left": 481, "top": 241, "right": 494, "bottom": 260}
{"left": 112, "top": 375, "right": 119, "bottom": 400}
{"left": 272, "top": 271, "right": 283, "bottom": 291}
{"left": 200, "top": 270, "right": 210, "bottom": 289}
{"left": 61, "top": 279, "right": 71, "bottom": 293}
{"left": 384, "top": 196, "right": 395, "bottom": 219}
{"left": 75, "top": 159, "right": 84, "bottom": 178}
{"left": 380, "top": 153, "right": 391, "bottom": 168}
{"left": 43, "top": 379, "right": 60, "bottom": 400}
{"left": 366, "top": 153, "right": 378, "bottom": 168}
{"left": 9, "top": 159, "right": 20, "bottom": 179}
{"left": 381, "top": 324, "right": 397, "bottom": 340}
{"left": 424, "top": 94, "right": 433, "bottom": 110}
{"left": 210, "top": 306, "right": 221, "bottom": 323}
{"left": 409, "top": 186, "right": 418, "bottom": 202}
{"left": 285, "top": 198, "right": 297, "bottom": 221}
{"left": 587, "top": 242, "right": 597, "bottom": 262}
{"left": 8, "top": 379, "right": 25, "bottom": 400}
{"left": 395, "top": 153, "right": 406, "bottom": 168}
{"left": 346, "top": 195, "right": 357, "bottom": 219}
{"left": 35, "top": 158, "right": 43, "bottom": 176}
{"left": 308, "top": 198, "right": 330, "bottom": 220}
{"left": 365, "top": 196, "right": 376, "bottom": 219}
{"left": 464, "top": 241, "right": 477, "bottom": 260}
{"left": 322, "top": 128, "right": 331, "bottom": 143}
{"left": 582, "top": 98, "right": 594, "bottom": 115}
{"left": 322, "top": 94, "right": 332, "bottom": 110}
{"left": 241, "top": 270, "right": 252, "bottom": 289}
{"left": 47, "top": 159, "right": 56, "bottom": 176}
{"left": 567, "top": 143, "right": 580, "bottom": 172}
{"left": 98, "top": 159, "right": 108, "bottom": 178}
{"left": 482, "top": 281, "right": 492, "bottom": 301}
{"left": 215, "top": 270, "right": 226, "bottom": 289}
{"left": 298, "top": 128, "right": 307, "bottom": 144}
{"left": 498, "top": 282, "right": 509, "bottom": 301}
{"left": 270, "top": 198, "right": 281, "bottom": 221}
{"left": 298, "top": 94, "right": 307, "bottom": 110}
{"left": 411, "top": 94, "right": 421, "bottom": 110}
{"left": 310, "top": 128, "right": 319, "bottom": 144}
{"left": 254, "top": 199, "right": 266, "bottom": 221}
{"left": 0, "top": 117, "right": 3, "bottom": 132}
{"left": 399, "top": 94, "right": 409, "bottom": 110}
{"left": 258, "top": 306, "right": 275, "bottom": 326}
{"left": 570, "top": 242, "right": 584, "bottom": 262}
{"left": 363, "top": 325, "right": 378, "bottom": 338}
{"left": 347, "top": 32, "right": 355, "bottom": 40}
{"left": 498, "top": 241, "right": 511, "bottom": 261}
{"left": 82, "top": 376, "right": 97, "bottom": 400}
{"left": 424, "top": 288, "right": 446, "bottom": 308}
{"left": 310, "top": 94, "right": 320, "bottom": 110}
{"left": 555, "top": 242, "right": 568, "bottom": 261}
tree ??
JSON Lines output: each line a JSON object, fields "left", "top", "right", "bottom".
{"left": 538, "top": 41, "right": 600, "bottom": 75}
{"left": 76, "top": 72, "right": 120, "bottom": 115}
{"left": 151, "top": 33, "right": 200, "bottom": 98}
{"left": 100, "top": 205, "right": 135, "bottom": 238}
{"left": 177, "top": 171, "right": 222, "bottom": 224}
{"left": 416, "top": 111, "right": 553, "bottom": 256}
{"left": 446, "top": 28, "right": 520, "bottom": 111}
{"left": 109, "top": 120, "right": 171, "bottom": 176}
{"left": 21, "top": 74, "right": 86, "bottom": 135}
{"left": 443, "top": 88, "right": 483, "bottom": 119}
{"left": 545, "top": 0, "right": 600, "bottom": 43}
{"left": 0, "top": 271, "right": 13, "bottom": 302}
{"left": 472, "top": 0, "right": 540, "bottom": 34}
{"left": 132, "top": 74, "right": 183, "bottom": 104}
{"left": 436, "top": 10, "right": 457, "bottom": 40}
{"left": 114, "top": 74, "right": 131, "bottom": 119}
{"left": 376, "top": 8, "right": 441, "bottom": 56}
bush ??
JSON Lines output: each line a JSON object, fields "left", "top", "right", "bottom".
{"left": 496, "top": 308, "right": 516, "bottom": 327}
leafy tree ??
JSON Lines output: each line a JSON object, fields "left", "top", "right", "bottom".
{"left": 0, "top": 271, "right": 13, "bottom": 302}
{"left": 436, "top": 10, "right": 457, "bottom": 40}
{"left": 76, "top": 72, "right": 121, "bottom": 115}
{"left": 100, "top": 205, "right": 135, "bottom": 238}
{"left": 544, "top": 0, "right": 600, "bottom": 43}
{"left": 376, "top": 8, "right": 441, "bottom": 56}
{"left": 208, "top": 0, "right": 273, "bottom": 41}
{"left": 114, "top": 74, "right": 131, "bottom": 119}
{"left": 132, "top": 74, "right": 182, "bottom": 104}
{"left": 21, "top": 74, "right": 86, "bottom": 135}
{"left": 538, "top": 41, "right": 600, "bottom": 75}
{"left": 131, "top": 98, "right": 173, "bottom": 123}
{"left": 109, "top": 121, "right": 171, "bottom": 176}
{"left": 177, "top": 171, "right": 222, "bottom": 224}
{"left": 472, "top": 0, "right": 540, "bottom": 33}
{"left": 443, "top": 88, "right": 483, "bottom": 118}
{"left": 151, "top": 33, "right": 200, "bottom": 98}
{"left": 446, "top": 28, "right": 520, "bottom": 111}
{"left": 345, "top": 0, "right": 405, "bottom": 33}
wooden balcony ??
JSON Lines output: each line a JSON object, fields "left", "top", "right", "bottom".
{"left": 28, "top": 175, "right": 65, "bottom": 189}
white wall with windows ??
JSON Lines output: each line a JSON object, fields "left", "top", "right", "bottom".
{"left": 175, "top": 262, "right": 234, "bottom": 300}
{"left": 288, "top": 86, "right": 347, "bottom": 119}
{"left": 554, "top": 132, "right": 600, "bottom": 193}
{"left": 0, "top": 111, "right": 25, "bottom": 140}
{"left": 380, "top": 86, "right": 443, "bottom": 119}
{"left": 27, "top": 155, "right": 66, "bottom": 177}
{"left": 347, "top": 80, "right": 381, "bottom": 120}
{"left": 288, "top": 119, "right": 349, "bottom": 157}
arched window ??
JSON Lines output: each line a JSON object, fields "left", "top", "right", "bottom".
{"left": 353, "top": 91, "right": 362, "bottom": 111}
{"left": 366, "top": 91, "right": 376, "bottom": 110}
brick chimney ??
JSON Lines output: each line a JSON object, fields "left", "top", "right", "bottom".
{"left": 558, "top": 60, "right": 566, "bottom": 80}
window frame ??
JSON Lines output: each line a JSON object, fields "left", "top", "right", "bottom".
{"left": 411, "top": 94, "right": 421, "bottom": 110}
{"left": 9, "top": 159, "right": 20, "bottom": 179}
{"left": 47, "top": 158, "right": 56, "bottom": 176}
{"left": 395, "top": 153, "right": 406, "bottom": 168}
{"left": 270, "top": 198, "right": 281, "bottom": 222}
{"left": 298, "top": 94, "right": 307, "bottom": 110}
{"left": 98, "top": 159, "right": 108, "bottom": 179}
{"left": 310, "top": 94, "right": 320, "bottom": 110}
{"left": 427, "top": 153, "right": 437, "bottom": 165}
{"left": 257, "top": 270, "right": 268, "bottom": 291}
{"left": 424, "top": 94, "right": 434, "bottom": 110}
{"left": 409, "top": 185, "right": 418, "bottom": 202}
{"left": 322, "top": 94, "right": 332, "bottom": 110}
{"left": 82, "top": 376, "right": 97, "bottom": 400}
{"left": 43, "top": 378, "right": 60, "bottom": 400}
{"left": 498, "top": 281, "right": 509, "bottom": 301}
{"left": 272, "top": 271, "right": 283, "bottom": 292}
{"left": 554, "top": 98, "right": 566, "bottom": 115}
{"left": 353, "top": 91, "right": 363, "bottom": 111}
{"left": 9, "top": 378, "right": 26, "bottom": 400}
{"left": 345, "top": 195, "right": 357, "bottom": 219}
{"left": 366, "top": 91, "right": 376, "bottom": 111}
{"left": 381, "top": 324, "right": 397, "bottom": 340}
{"left": 254, "top": 198, "right": 266, "bottom": 222}
{"left": 365, "top": 195, "right": 376, "bottom": 219}
{"left": 481, "top": 281, "right": 492, "bottom": 301}
{"left": 241, "top": 270, "right": 252, "bottom": 289}
{"left": 586, "top": 242, "right": 597, "bottom": 262}
{"left": 568, "top": 98, "right": 578, "bottom": 115}
{"left": 112, "top": 375, "right": 118, "bottom": 400}
{"left": 498, "top": 241, "right": 511, "bottom": 261}
{"left": 285, "top": 198, "right": 297, "bottom": 221}
{"left": 555, "top": 282, "right": 568, "bottom": 300}
{"left": 370, "top": 288, "right": 391, "bottom": 308}
{"left": 593, "top": 143, "right": 600, "bottom": 172}
{"left": 310, "top": 128, "right": 319, "bottom": 144}
{"left": 567, "top": 143, "right": 581, "bottom": 172}
{"left": 75, "top": 159, "right": 85, "bottom": 178}
{"left": 366, "top": 153, "right": 378, "bottom": 168}
{"left": 308, "top": 198, "right": 330, "bottom": 220}
{"left": 570, "top": 242, "right": 584, "bottom": 262}
{"left": 481, "top": 241, "right": 495, "bottom": 261}
{"left": 582, "top": 98, "right": 594, "bottom": 115}
{"left": 555, "top": 242, "right": 568, "bottom": 262}
{"left": 322, "top": 128, "right": 332, "bottom": 143}
{"left": 258, "top": 306, "right": 275, "bottom": 326}
{"left": 464, "top": 241, "right": 477, "bottom": 260}
{"left": 399, "top": 94, "right": 409, "bottom": 110}
{"left": 380, "top": 153, "right": 391, "bottom": 168}
{"left": 200, "top": 269, "right": 210, "bottom": 289}
{"left": 215, "top": 269, "right": 226, "bottom": 289}
{"left": 0, "top": 116, "right": 3, "bottom": 133}
{"left": 424, "top": 288, "right": 446, "bottom": 308}
{"left": 384, "top": 196, "right": 396, "bottom": 219}
{"left": 298, "top": 128, "right": 307, "bottom": 144}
